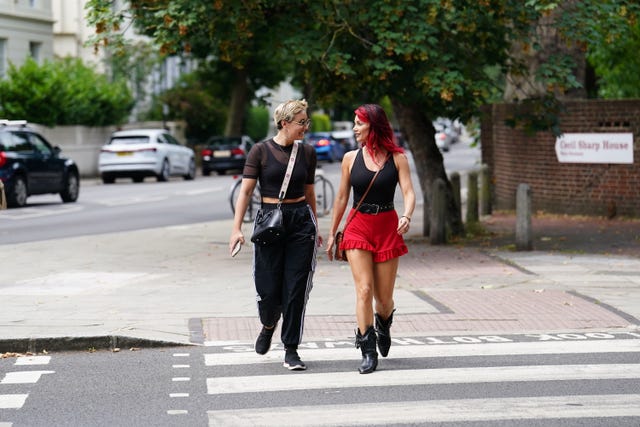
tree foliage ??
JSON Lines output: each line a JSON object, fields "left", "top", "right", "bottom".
{"left": 0, "top": 57, "right": 133, "bottom": 126}
{"left": 86, "top": 0, "right": 292, "bottom": 136}
{"left": 85, "top": 0, "right": 640, "bottom": 237}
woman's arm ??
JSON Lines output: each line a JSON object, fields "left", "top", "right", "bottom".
{"left": 229, "top": 178, "right": 258, "bottom": 253}
{"left": 304, "top": 183, "right": 317, "bottom": 220}
{"left": 395, "top": 152, "right": 416, "bottom": 234}
{"left": 326, "top": 150, "right": 356, "bottom": 259}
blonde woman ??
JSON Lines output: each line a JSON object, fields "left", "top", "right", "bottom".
{"left": 229, "top": 99, "right": 319, "bottom": 371}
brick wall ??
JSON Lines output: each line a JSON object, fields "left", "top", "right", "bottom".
{"left": 481, "top": 100, "right": 640, "bottom": 217}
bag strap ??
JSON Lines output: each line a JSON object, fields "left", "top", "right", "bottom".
{"left": 343, "top": 151, "right": 389, "bottom": 229}
{"left": 278, "top": 140, "right": 300, "bottom": 205}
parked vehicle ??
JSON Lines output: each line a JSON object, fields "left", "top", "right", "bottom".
{"left": 0, "top": 120, "right": 80, "bottom": 208}
{"left": 98, "top": 128, "right": 196, "bottom": 184}
{"left": 201, "top": 135, "right": 254, "bottom": 176}
{"left": 306, "top": 132, "right": 345, "bottom": 163}
{"left": 433, "top": 118, "right": 461, "bottom": 152}
{"left": 331, "top": 130, "right": 357, "bottom": 152}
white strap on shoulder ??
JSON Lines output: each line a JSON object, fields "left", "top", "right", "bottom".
{"left": 278, "top": 140, "right": 300, "bottom": 202}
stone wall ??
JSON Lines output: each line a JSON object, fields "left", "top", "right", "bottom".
{"left": 481, "top": 100, "right": 640, "bottom": 217}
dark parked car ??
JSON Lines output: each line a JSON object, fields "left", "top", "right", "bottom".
{"left": 0, "top": 120, "right": 80, "bottom": 208}
{"left": 306, "top": 132, "right": 345, "bottom": 163}
{"left": 201, "top": 135, "right": 254, "bottom": 175}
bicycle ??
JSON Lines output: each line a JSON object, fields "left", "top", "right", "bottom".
{"left": 229, "top": 169, "right": 334, "bottom": 222}
{"left": 229, "top": 176, "right": 261, "bottom": 223}
{"left": 314, "top": 168, "right": 334, "bottom": 217}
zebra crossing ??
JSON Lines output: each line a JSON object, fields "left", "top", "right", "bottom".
{"left": 0, "top": 355, "right": 53, "bottom": 426}
{"left": 197, "top": 333, "right": 640, "bottom": 426}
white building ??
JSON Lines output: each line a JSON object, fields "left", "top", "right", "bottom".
{"left": 0, "top": 0, "right": 54, "bottom": 78}
{"left": 52, "top": 0, "right": 103, "bottom": 70}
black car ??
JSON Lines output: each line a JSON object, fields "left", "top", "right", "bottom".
{"left": 200, "top": 135, "right": 254, "bottom": 175}
{"left": 0, "top": 120, "right": 80, "bottom": 207}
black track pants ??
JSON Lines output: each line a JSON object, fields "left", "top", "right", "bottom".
{"left": 253, "top": 202, "right": 317, "bottom": 348}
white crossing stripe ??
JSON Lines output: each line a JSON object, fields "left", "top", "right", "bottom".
{"left": 0, "top": 422, "right": 14, "bottom": 427}
{"left": 207, "top": 394, "right": 640, "bottom": 426}
{"left": 167, "top": 410, "right": 188, "bottom": 415}
{"left": 204, "top": 339, "right": 640, "bottom": 366}
{"left": 207, "top": 363, "right": 640, "bottom": 395}
{"left": 1, "top": 371, "right": 54, "bottom": 384}
{"left": 0, "top": 394, "right": 28, "bottom": 409}
{"left": 15, "top": 356, "right": 51, "bottom": 366}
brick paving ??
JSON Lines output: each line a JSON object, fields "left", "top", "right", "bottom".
{"left": 197, "top": 213, "right": 640, "bottom": 343}
{"left": 198, "top": 288, "right": 632, "bottom": 342}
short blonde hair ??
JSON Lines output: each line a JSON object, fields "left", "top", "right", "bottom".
{"left": 273, "top": 99, "right": 308, "bottom": 130}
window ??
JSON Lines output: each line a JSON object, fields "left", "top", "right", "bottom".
{"left": 28, "top": 133, "right": 54, "bottom": 156}
{"left": 29, "top": 42, "right": 42, "bottom": 63}
{"left": 0, "top": 39, "right": 6, "bottom": 78}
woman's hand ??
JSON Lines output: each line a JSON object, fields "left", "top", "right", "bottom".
{"left": 325, "top": 234, "right": 335, "bottom": 261}
{"left": 229, "top": 230, "right": 245, "bottom": 256}
{"left": 397, "top": 215, "right": 411, "bottom": 235}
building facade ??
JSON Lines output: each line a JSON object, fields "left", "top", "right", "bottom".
{"left": 0, "top": 0, "right": 54, "bottom": 78}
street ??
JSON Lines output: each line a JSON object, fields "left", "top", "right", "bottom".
{"left": 0, "top": 140, "right": 479, "bottom": 245}
{"left": 2, "top": 332, "right": 640, "bottom": 426}
{"left": 3, "top": 140, "right": 640, "bottom": 426}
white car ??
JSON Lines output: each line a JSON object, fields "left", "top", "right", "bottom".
{"left": 98, "top": 129, "right": 196, "bottom": 184}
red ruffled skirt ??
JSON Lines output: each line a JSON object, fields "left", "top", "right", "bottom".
{"left": 340, "top": 209, "right": 408, "bottom": 262}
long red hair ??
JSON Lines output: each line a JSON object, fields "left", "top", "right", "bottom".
{"left": 354, "top": 104, "right": 403, "bottom": 156}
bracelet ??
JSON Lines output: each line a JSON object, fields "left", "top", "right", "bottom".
{"left": 401, "top": 215, "right": 411, "bottom": 222}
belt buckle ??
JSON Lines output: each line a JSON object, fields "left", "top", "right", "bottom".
{"left": 371, "top": 204, "right": 380, "bottom": 215}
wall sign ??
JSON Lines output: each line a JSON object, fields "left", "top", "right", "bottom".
{"left": 555, "top": 133, "right": 634, "bottom": 164}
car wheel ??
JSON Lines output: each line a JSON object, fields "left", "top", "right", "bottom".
{"left": 60, "top": 172, "right": 80, "bottom": 203}
{"left": 184, "top": 158, "right": 196, "bottom": 180}
{"left": 157, "top": 159, "right": 170, "bottom": 182}
{"left": 132, "top": 176, "right": 145, "bottom": 183}
{"left": 202, "top": 167, "right": 211, "bottom": 176}
{"left": 102, "top": 174, "right": 115, "bottom": 184}
{"left": 8, "top": 175, "right": 28, "bottom": 208}
{"left": 216, "top": 169, "right": 226, "bottom": 176}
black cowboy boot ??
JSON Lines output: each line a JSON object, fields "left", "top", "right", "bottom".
{"left": 355, "top": 326, "right": 378, "bottom": 374}
{"left": 375, "top": 309, "right": 395, "bottom": 357}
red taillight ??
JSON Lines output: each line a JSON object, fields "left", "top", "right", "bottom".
{"left": 0, "top": 152, "right": 6, "bottom": 168}
{"left": 231, "top": 148, "right": 245, "bottom": 156}
{"left": 316, "top": 139, "right": 330, "bottom": 147}
{"left": 201, "top": 149, "right": 212, "bottom": 156}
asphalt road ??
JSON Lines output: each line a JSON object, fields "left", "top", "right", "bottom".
{"left": 2, "top": 333, "right": 639, "bottom": 426}
{"left": 0, "top": 139, "right": 480, "bottom": 245}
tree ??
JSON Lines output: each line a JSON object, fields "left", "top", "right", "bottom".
{"left": 86, "top": 0, "right": 291, "bottom": 136}
{"left": 85, "top": 0, "right": 640, "bottom": 238}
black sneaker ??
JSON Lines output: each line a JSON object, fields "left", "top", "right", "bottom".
{"left": 255, "top": 325, "right": 276, "bottom": 355}
{"left": 283, "top": 348, "right": 307, "bottom": 371}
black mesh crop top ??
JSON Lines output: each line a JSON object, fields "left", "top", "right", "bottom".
{"left": 242, "top": 138, "right": 317, "bottom": 199}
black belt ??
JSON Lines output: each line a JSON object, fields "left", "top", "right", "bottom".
{"left": 355, "top": 202, "right": 395, "bottom": 214}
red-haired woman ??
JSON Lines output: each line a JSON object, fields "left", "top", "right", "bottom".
{"left": 327, "top": 104, "right": 416, "bottom": 374}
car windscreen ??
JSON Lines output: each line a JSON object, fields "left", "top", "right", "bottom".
{"left": 110, "top": 136, "right": 151, "bottom": 145}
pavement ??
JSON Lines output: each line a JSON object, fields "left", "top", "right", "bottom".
{"left": 1, "top": 207, "right": 640, "bottom": 354}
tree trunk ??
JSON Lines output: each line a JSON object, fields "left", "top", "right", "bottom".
{"left": 391, "top": 99, "right": 464, "bottom": 238}
{"left": 224, "top": 67, "right": 249, "bottom": 136}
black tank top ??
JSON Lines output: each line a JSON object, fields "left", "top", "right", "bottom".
{"left": 350, "top": 149, "right": 398, "bottom": 205}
